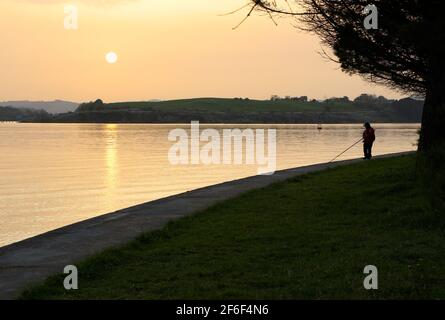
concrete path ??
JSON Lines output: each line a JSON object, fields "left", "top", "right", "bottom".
{"left": 0, "top": 152, "right": 413, "bottom": 299}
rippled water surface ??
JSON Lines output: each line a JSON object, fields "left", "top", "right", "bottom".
{"left": 0, "top": 123, "right": 419, "bottom": 247}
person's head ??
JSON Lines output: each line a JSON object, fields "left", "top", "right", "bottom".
{"left": 364, "top": 122, "right": 371, "bottom": 129}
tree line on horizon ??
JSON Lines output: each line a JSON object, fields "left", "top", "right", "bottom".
{"left": 0, "top": 106, "right": 49, "bottom": 122}
{"left": 74, "top": 94, "right": 423, "bottom": 113}
{"left": 269, "top": 93, "right": 423, "bottom": 104}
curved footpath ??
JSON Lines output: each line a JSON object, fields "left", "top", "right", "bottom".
{"left": 0, "top": 151, "right": 413, "bottom": 299}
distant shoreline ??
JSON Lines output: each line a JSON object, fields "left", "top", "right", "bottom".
{"left": 3, "top": 97, "right": 424, "bottom": 124}
{"left": 21, "top": 120, "right": 422, "bottom": 125}
{"left": 22, "top": 109, "right": 423, "bottom": 124}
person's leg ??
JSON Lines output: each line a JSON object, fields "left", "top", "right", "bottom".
{"left": 363, "top": 143, "right": 367, "bottom": 159}
{"left": 364, "top": 143, "right": 371, "bottom": 159}
{"left": 368, "top": 143, "right": 373, "bottom": 159}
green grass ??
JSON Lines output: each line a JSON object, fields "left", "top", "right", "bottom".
{"left": 104, "top": 98, "right": 360, "bottom": 113}
{"left": 20, "top": 155, "right": 445, "bottom": 299}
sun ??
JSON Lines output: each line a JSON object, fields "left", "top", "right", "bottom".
{"left": 105, "top": 52, "right": 118, "bottom": 64}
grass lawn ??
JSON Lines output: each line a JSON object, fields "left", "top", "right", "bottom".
{"left": 21, "top": 155, "right": 445, "bottom": 299}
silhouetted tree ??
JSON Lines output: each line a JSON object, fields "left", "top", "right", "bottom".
{"left": 76, "top": 99, "right": 105, "bottom": 112}
{"left": 248, "top": 0, "right": 445, "bottom": 154}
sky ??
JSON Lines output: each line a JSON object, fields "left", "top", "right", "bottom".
{"left": 0, "top": 0, "right": 403, "bottom": 102}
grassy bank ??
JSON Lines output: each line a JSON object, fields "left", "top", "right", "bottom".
{"left": 21, "top": 155, "right": 445, "bottom": 299}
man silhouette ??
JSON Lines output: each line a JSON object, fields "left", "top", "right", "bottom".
{"left": 363, "top": 122, "right": 376, "bottom": 160}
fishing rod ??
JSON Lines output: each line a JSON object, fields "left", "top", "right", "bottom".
{"left": 329, "top": 138, "right": 364, "bottom": 163}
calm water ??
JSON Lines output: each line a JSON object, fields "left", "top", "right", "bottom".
{"left": 0, "top": 123, "right": 419, "bottom": 247}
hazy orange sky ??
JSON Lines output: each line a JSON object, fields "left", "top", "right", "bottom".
{"left": 0, "top": 0, "right": 403, "bottom": 102}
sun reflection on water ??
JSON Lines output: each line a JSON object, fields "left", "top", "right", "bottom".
{"left": 104, "top": 124, "right": 118, "bottom": 203}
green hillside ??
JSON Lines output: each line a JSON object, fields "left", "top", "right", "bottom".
{"left": 85, "top": 98, "right": 358, "bottom": 113}
{"left": 36, "top": 96, "right": 423, "bottom": 124}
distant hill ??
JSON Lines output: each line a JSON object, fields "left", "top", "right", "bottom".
{"left": 21, "top": 95, "right": 424, "bottom": 124}
{"left": 0, "top": 100, "right": 79, "bottom": 114}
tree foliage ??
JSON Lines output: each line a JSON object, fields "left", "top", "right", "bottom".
{"left": 249, "top": 0, "right": 445, "bottom": 151}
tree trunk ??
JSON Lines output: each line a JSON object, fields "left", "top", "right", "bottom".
{"left": 418, "top": 63, "right": 445, "bottom": 153}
